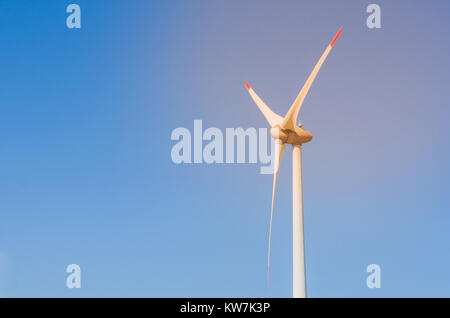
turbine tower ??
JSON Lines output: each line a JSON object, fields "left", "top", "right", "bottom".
{"left": 245, "top": 28, "right": 342, "bottom": 298}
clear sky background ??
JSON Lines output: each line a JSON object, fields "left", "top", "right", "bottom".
{"left": 0, "top": 0, "right": 450, "bottom": 297}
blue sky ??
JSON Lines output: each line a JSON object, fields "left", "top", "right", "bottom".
{"left": 0, "top": 0, "right": 450, "bottom": 297}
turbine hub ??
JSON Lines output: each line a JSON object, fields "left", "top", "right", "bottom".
{"left": 270, "top": 127, "right": 288, "bottom": 142}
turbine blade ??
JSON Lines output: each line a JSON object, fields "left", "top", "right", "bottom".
{"left": 244, "top": 82, "right": 283, "bottom": 127}
{"left": 268, "top": 140, "right": 285, "bottom": 287}
{"left": 281, "top": 28, "right": 342, "bottom": 131}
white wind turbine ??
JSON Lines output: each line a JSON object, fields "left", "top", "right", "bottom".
{"left": 245, "top": 28, "right": 342, "bottom": 298}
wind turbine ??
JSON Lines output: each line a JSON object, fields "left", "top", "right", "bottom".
{"left": 244, "top": 28, "right": 342, "bottom": 298}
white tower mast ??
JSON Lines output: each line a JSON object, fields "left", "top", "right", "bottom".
{"left": 292, "top": 144, "right": 306, "bottom": 298}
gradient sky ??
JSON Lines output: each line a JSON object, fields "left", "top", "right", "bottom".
{"left": 1, "top": 0, "right": 450, "bottom": 297}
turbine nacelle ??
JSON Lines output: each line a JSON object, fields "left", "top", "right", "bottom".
{"left": 270, "top": 126, "right": 312, "bottom": 145}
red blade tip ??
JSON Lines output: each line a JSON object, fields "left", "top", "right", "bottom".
{"left": 244, "top": 82, "right": 250, "bottom": 90}
{"left": 330, "top": 28, "right": 342, "bottom": 47}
